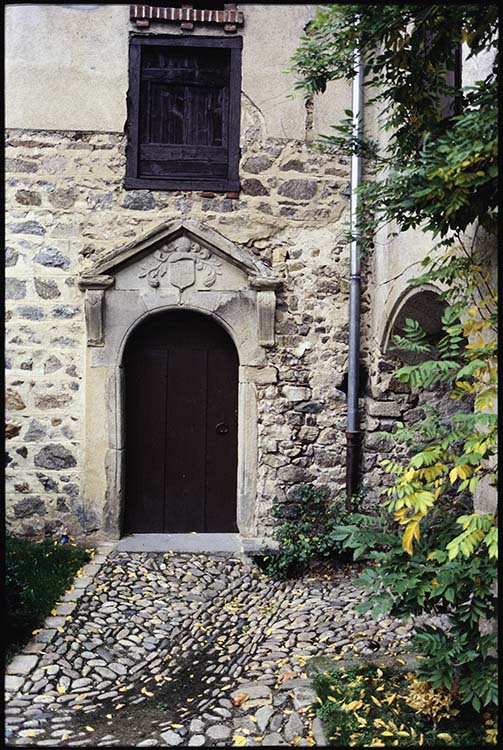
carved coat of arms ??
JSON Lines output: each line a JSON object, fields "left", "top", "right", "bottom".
{"left": 138, "top": 236, "right": 222, "bottom": 290}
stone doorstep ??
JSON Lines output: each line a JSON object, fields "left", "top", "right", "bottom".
{"left": 114, "top": 533, "right": 277, "bottom": 554}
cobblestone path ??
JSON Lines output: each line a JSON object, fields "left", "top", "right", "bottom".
{"left": 5, "top": 550, "right": 414, "bottom": 747}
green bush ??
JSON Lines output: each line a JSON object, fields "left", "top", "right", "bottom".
{"left": 261, "top": 485, "right": 351, "bottom": 579}
{"left": 6, "top": 534, "right": 92, "bottom": 660}
{"left": 351, "top": 509, "right": 498, "bottom": 713}
{"left": 313, "top": 664, "right": 494, "bottom": 746}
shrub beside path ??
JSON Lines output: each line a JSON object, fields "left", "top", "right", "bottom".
{"left": 5, "top": 549, "right": 414, "bottom": 747}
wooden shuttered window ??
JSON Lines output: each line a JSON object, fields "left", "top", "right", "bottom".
{"left": 126, "top": 36, "right": 242, "bottom": 191}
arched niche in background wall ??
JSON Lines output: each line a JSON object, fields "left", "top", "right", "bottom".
{"left": 382, "top": 285, "right": 447, "bottom": 364}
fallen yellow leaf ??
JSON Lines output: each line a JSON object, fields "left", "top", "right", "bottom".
{"left": 233, "top": 737, "right": 247, "bottom": 747}
{"left": 56, "top": 684, "right": 66, "bottom": 695}
{"left": 231, "top": 692, "right": 249, "bottom": 707}
{"left": 341, "top": 699, "right": 364, "bottom": 711}
{"left": 85, "top": 726, "right": 94, "bottom": 732}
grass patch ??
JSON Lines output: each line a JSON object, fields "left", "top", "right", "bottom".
{"left": 6, "top": 533, "right": 93, "bottom": 660}
{"left": 313, "top": 664, "right": 497, "bottom": 747}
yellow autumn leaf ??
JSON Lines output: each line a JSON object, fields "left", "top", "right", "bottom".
{"left": 327, "top": 695, "right": 338, "bottom": 703}
{"left": 116, "top": 703, "right": 125, "bottom": 709}
{"left": 402, "top": 520, "right": 420, "bottom": 555}
{"left": 31, "top": 629, "right": 42, "bottom": 635}
{"left": 341, "top": 699, "right": 364, "bottom": 711}
{"left": 106, "top": 714, "right": 112, "bottom": 719}
{"left": 23, "top": 732, "right": 37, "bottom": 738}
{"left": 56, "top": 684, "right": 66, "bottom": 695}
{"left": 371, "top": 695, "right": 382, "bottom": 707}
{"left": 436, "top": 733, "right": 453, "bottom": 742}
{"left": 231, "top": 692, "right": 249, "bottom": 707}
{"left": 51, "top": 608, "right": 58, "bottom": 616}
{"left": 171, "top": 724, "right": 184, "bottom": 729}
{"left": 141, "top": 687, "right": 154, "bottom": 697}
{"left": 85, "top": 726, "right": 95, "bottom": 732}
{"left": 233, "top": 736, "right": 247, "bottom": 746}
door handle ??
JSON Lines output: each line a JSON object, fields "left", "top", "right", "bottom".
{"left": 216, "top": 422, "right": 229, "bottom": 435}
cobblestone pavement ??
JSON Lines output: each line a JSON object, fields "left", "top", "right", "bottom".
{"left": 5, "top": 550, "right": 415, "bottom": 747}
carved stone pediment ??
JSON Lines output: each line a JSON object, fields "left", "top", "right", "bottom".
{"left": 78, "top": 219, "right": 281, "bottom": 348}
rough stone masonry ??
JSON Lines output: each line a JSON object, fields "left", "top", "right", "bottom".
{"left": 5, "top": 117, "right": 421, "bottom": 540}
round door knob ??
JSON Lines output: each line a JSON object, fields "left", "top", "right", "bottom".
{"left": 216, "top": 422, "right": 229, "bottom": 435}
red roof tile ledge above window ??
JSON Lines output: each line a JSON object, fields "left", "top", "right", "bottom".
{"left": 130, "top": 4, "right": 244, "bottom": 33}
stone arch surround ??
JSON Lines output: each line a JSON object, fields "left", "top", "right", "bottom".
{"left": 380, "top": 283, "right": 444, "bottom": 354}
{"left": 78, "top": 220, "right": 281, "bottom": 540}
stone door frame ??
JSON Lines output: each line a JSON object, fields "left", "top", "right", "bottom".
{"left": 78, "top": 220, "right": 280, "bottom": 540}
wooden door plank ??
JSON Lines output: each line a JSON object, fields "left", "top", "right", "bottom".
{"left": 164, "top": 347, "right": 207, "bottom": 532}
{"left": 205, "top": 346, "right": 239, "bottom": 532}
{"left": 124, "top": 347, "right": 167, "bottom": 533}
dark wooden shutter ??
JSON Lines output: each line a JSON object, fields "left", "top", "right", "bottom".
{"left": 126, "top": 36, "right": 242, "bottom": 191}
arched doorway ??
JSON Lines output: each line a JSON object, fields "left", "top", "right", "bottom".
{"left": 122, "top": 309, "right": 239, "bottom": 534}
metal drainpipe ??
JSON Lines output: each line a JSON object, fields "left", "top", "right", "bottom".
{"left": 345, "top": 31, "right": 364, "bottom": 510}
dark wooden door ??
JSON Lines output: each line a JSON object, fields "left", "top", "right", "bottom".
{"left": 123, "top": 311, "right": 238, "bottom": 533}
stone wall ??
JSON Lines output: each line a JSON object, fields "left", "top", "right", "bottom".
{"left": 5, "top": 125, "right": 359, "bottom": 540}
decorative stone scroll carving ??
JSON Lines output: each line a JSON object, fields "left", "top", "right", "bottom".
{"left": 250, "top": 277, "right": 282, "bottom": 347}
{"left": 138, "top": 236, "right": 222, "bottom": 290}
{"left": 78, "top": 275, "right": 114, "bottom": 347}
